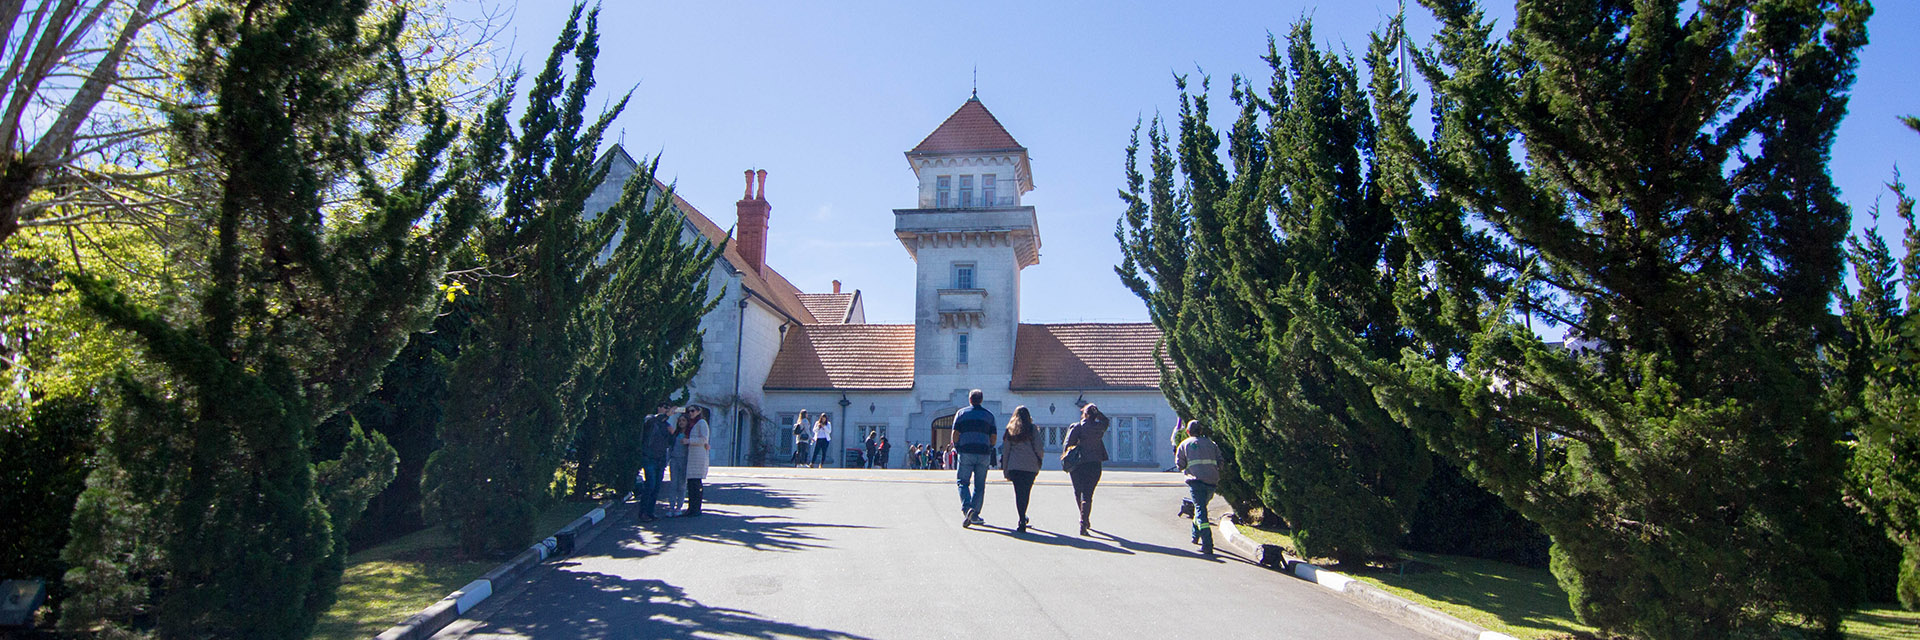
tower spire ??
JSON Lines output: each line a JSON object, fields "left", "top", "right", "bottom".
{"left": 972, "top": 65, "right": 978, "bottom": 99}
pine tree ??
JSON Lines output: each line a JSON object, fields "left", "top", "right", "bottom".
{"left": 57, "top": 0, "right": 497, "bottom": 635}
{"left": 1295, "top": 0, "right": 1874, "bottom": 636}
{"left": 422, "top": 4, "right": 628, "bottom": 557}
{"left": 1120, "top": 22, "right": 1436, "bottom": 562}
{"left": 1838, "top": 117, "right": 1920, "bottom": 609}
{"left": 570, "top": 158, "right": 722, "bottom": 497}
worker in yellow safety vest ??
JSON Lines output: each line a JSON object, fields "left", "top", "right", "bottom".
{"left": 1175, "top": 419, "right": 1223, "bottom": 555}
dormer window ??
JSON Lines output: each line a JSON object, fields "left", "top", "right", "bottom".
{"left": 981, "top": 174, "right": 997, "bottom": 207}
{"left": 958, "top": 175, "right": 974, "bottom": 208}
{"left": 936, "top": 175, "right": 951, "bottom": 208}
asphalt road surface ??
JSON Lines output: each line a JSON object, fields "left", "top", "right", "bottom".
{"left": 432, "top": 468, "right": 1437, "bottom": 640}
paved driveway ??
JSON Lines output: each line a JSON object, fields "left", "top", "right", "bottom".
{"left": 433, "top": 468, "right": 1434, "bottom": 640}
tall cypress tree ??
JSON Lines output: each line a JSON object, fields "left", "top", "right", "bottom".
{"left": 1295, "top": 0, "right": 1874, "bottom": 636}
{"left": 58, "top": 0, "right": 497, "bottom": 635}
{"left": 1838, "top": 118, "right": 1920, "bottom": 609}
{"left": 570, "top": 159, "right": 722, "bottom": 497}
{"left": 1120, "top": 22, "right": 1435, "bottom": 563}
{"left": 422, "top": 4, "right": 628, "bottom": 557}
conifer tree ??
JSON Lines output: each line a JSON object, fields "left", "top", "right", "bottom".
{"left": 1838, "top": 117, "right": 1920, "bottom": 609}
{"left": 1120, "top": 22, "right": 1436, "bottom": 562}
{"left": 57, "top": 0, "right": 498, "bottom": 635}
{"left": 422, "top": 4, "right": 628, "bottom": 557}
{"left": 570, "top": 159, "right": 722, "bottom": 497}
{"left": 1293, "top": 1, "right": 1873, "bottom": 636}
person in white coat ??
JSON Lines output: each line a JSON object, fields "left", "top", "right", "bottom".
{"left": 679, "top": 405, "right": 712, "bottom": 517}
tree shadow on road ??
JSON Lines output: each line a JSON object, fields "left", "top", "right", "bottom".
{"left": 455, "top": 569, "right": 874, "bottom": 640}
{"left": 608, "top": 481, "right": 875, "bottom": 555}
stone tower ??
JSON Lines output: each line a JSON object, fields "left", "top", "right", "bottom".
{"left": 894, "top": 97, "right": 1040, "bottom": 396}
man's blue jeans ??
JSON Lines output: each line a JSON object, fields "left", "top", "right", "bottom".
{"left": 637, "top": 459, "right": 667, "bottom": 517}
{"left": 955, "top": 452, "right": 990, "bottom": 515}
{"left": 1187, "top": 478, "right": 1215, "bottom": 548}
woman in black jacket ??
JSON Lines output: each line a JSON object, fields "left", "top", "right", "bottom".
{"left": 1062, "top": 404, "right": 1111, "bottom": 535}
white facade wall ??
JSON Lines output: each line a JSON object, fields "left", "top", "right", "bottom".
{"left": 757, "top": 388, "right": 1177, "bottom": 470}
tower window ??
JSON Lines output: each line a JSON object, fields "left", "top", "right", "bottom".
{"left": 953, "top": 263, "right": 975, "bottom": 289}
{"left": 981, "top": 174, "right": 997, "bottom": 207}
{"left": 957, "top": 334, "right": 970, "bottom": 365}
{"left": 936, "top": 175, "right": 951, "bottom": 208}
{"left": 959, "top": 175, "right": 974, "bottom": 208}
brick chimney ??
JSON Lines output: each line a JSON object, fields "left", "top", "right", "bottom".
{"left": 735, "top": 169, "right": 770, "bottom": 274}
{"left": 832, "top": 280, "right": 841, "bottom": 294}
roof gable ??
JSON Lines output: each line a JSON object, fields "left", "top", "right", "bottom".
{"left": 909, "top": 98, "right": 1024, "bottom": 155}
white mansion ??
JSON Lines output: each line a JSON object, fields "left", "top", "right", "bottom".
{"left": 586, "top": 97, "right": 1178, "bottom": 470}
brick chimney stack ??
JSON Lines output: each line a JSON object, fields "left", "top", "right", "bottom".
{"left": 832, "top": 280, "right": 841, "bottom": 294}
{"left": 736, "top": 169, "right": 771, "bottom": 274}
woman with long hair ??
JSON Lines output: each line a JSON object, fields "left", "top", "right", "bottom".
{"left": 810, "top": 412, "right": 833, "bottom": 468}
{"left": 1001, "top": 406, "right": 1044, "bottom": 532}
{"left": 1062, "top": 403, "right": 1111, "bottom": 535}
{"left": 680, "top": 405, "right": 712, "bottom": 517}
{"left": 791, "top": 409, "right": 811, "bottom": 467}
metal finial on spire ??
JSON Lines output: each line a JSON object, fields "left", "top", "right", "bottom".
{"left": 972, "top": 65, "right": 978, "bottom": 99}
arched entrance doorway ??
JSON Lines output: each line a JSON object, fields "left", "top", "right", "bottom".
{"left": 931, "top": 414, "right": 953, "bottom": 449}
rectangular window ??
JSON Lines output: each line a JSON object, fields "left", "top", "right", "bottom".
{"left": 1043, "top": 425, "right": 1065, "bottom": 452}
{"left": 981, "top": 173, "right": 997, "bottom": 206}
{"left": 956, "top": 334, "right": 970, "bottom": 365}
{"left": 953, "top": 263, "right": 975, "bottom": 289}
{"left": 936, "top": 175, "right": 951, "bottom": 208}
{"left": 777, "top": 412, "right": 799, "bottom": 456}
{"left": 958, "top": 175, "right": 973, "bottom": 208}
{"left": 1102, "top": 415, "right": 1156, "bottom": 463}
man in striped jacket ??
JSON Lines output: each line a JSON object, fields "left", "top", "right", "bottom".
{"left": 952, "top": 389, "right": 997, "bottom": 528}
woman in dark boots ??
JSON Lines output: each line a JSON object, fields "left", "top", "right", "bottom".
{"left": 1062, "top": 404, "right": 1110, "bottom": 535}
{"left": 681, "top": 405, "right": 712, "bottom": 517}
{"left": 1001, "top": 406, "right": 1044, "bottom": 532}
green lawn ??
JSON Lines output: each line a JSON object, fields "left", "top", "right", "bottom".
{"left": 310, "top": 500, "right": 606, "bottom": 640}
{"left": 1230, "top": 521, "right": 1916, "bottom": 640}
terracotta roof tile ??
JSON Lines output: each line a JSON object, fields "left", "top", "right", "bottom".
{"left": 909, "top": 98, "right": 1024, "bottom": 155}
{"left": 795, "top": 292, "right": 856, "bottom": 324}
{"left": 1010, "top": 323, "right": 1166, "bottom": 391}
{"left": 764, "top": 324, "right": 916, "bottom": 390}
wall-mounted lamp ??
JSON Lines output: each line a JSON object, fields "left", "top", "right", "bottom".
{"left": 869, "top": 402, "right": 876, "bottom": 413}
{"left": 1048, "top": 402, "right": 1056, "bottom": 415}
{"left": 1074, "top": 392, "right": 1087, "bottom": 409}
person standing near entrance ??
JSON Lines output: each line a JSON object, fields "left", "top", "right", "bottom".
{"left": 1001, "top": 406, "right": 1043, "bottom": 532}
{"left": 790, "top": 410, "right": 811, "bottom": 467}
{"left": 680, "top": 405, "right": 712, "bottom": 517}
{"left": 953, "top": 389, "right": 996, "bottom": 528}
{"left": 810, "top": 413, "right": 833, "bottom": 468}
{"left": 635, "top": 402, "right": 676, "bottom": 522}
{"left": 1176, "top": 419, "right": 1222, "bottom": 554}
{"left": 1062, "top": 403, "right": 1111, "bottom": 536}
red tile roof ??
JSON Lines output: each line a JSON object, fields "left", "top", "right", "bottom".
{"left": 764, "top": 324, "right": 916, "bottom": 390}
{"left": 1010, "top": 323, "right": 1166, "bottom": 391}
{"left": 795, "top": 292, "right": 856, "bottom": 324}
{"left": 591, "top": 147, "right": 817, "bottom": 326}
{"left": 909, "top": 98, "right": 1024, "bottom": 155}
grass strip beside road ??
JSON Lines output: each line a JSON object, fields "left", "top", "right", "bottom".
{"left": 310, "top": 500, "right": 605, "bottom": 640}
{"left": 1232, "top": 524, "right": 1918, "bottom": 640}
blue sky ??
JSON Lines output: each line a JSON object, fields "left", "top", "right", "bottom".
{"left": 468, "top": 1, "right": 1919, "bottom": 325}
